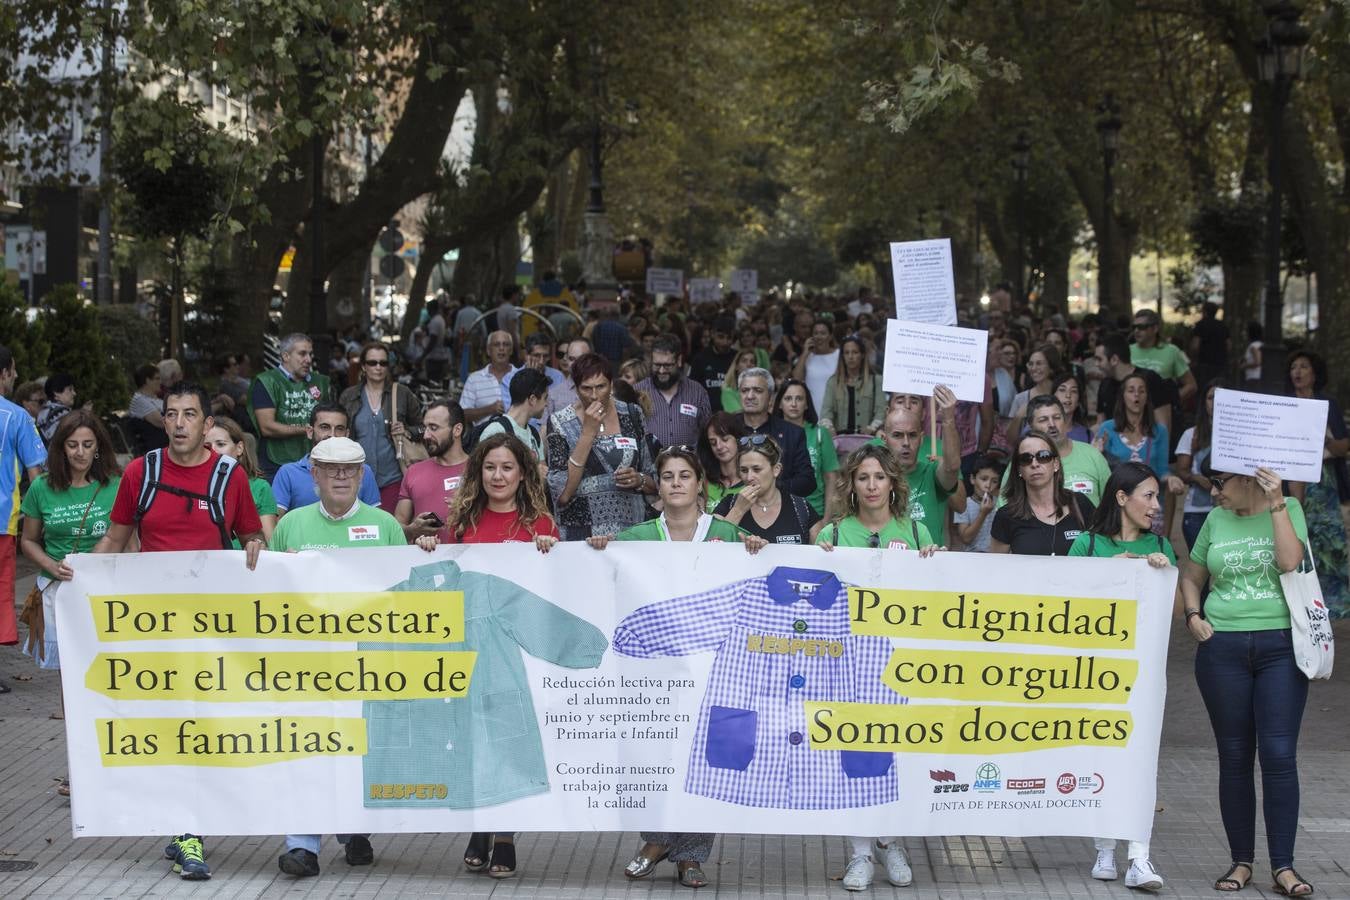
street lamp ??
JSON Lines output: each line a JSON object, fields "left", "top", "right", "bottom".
{"left": 1256, "top": 0, "right": 1309, "bottom": 391}
{"left": 1010, "top": 132, "right": 1030, "bottom": 307}
{"left": 1096, "top": 94, "right": 1122, "bottom": 317}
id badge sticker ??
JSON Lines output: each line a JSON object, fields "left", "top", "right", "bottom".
{"left": 679, "top": 403, "right": 698, "bottom": 417}
{"left": 613, "top": 437, "right": 638, "bottom": 451}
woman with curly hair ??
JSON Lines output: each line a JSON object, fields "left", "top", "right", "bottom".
{"left": 447, "top": 432, "right": 558, "bottom": 878}
{"left": 814, "top": 442, "right": 937, "bottom": 892}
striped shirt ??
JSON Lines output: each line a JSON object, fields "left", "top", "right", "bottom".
{"left": 634, "top": 375, "right": 711, "bottom": 450}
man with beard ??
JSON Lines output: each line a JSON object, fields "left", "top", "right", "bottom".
{"left": 394, "top": 399, "right": 469, "bottom": 543}
{"left": 880, "top": 385, "right": 963, "bottom": 545}
{"left": 634, "top": 333, "right": 710, "bottom": 450}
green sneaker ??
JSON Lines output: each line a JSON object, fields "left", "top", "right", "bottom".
{"left": 164, "top": 834, "right": 210, "bottom": 880}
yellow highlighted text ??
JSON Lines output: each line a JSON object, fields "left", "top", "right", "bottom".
{"left": 881, "top": 649, "right": 1138, "bottom": 704}
{"left": 97, "top": 717, "right": 367, "bottom": 766}
{"left": 85, "top": 651, "right": 476, "bottom": 701}
{"left": 88, "top": 592, "right": 465, "bottom": 643}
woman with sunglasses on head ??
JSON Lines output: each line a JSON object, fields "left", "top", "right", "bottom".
{"left": 989, "top": 431, "right": 1095, "bottom": 556}
{"left": 698, "top": 411, "right": 748, "bottom": 512}
{"left": 1180, "top": 461, "right": 1311, "bottom": 896}
{"left": 814, "top": 442, "right": 936, "bottom": 891}
{"left": 449, "top": 432, "right": 560, "bottom": 880}
{"left": 588, "top": 445, "right": 764, "bottom": 889}
{"left": 1067, "top": 462, "right": 1173, "bottom": 891}
{"left": 339, "top": 341, "right": 421, "bottom": 513}
{"left": 714, "top": 435, "right": 819, "bottom": 544}
{"left": 775, "top": 378, "right": 839, "bottom": 518}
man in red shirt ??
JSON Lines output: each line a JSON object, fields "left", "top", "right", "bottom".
{"left": 94, "top": 381, "right": 264, "bottom": 880}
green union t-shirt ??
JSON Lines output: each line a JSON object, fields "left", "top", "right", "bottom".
{"left": 19, "top": 475, "right": 120, "bottom": 562}
{"left": 817, "top": 515, "right": 934, "bottom": 550}
{"left": 1189, "top": 498, "right": 1308, "bottom": 631}
{"left": 1130, "top": 343, "right": 1189, "bottom": 381}
{"left": 271, "top": 501, "right": 407, "bottom": 551}
{"left": 1068, "top": 530, "right": 1177, "bottom": 564}
{"left": 905, "top": 458, "right": 953, "bottom": 541}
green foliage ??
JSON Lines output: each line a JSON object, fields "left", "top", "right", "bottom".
{"left": 1167, "top": 260, "right": 1219, "bottom": 317}
{"left": 38, "top": 286, "right": 130, "bottom": 414}
{"left": 0, "top": 282, "right": 50, "bottom": 379}
{"left": 1190, "top": 191, "right": 1264, "bottom": 269}
{"left": 95, "top": 304, "right": 163, "bottom": 377}
{"left": 114, "top": 95, "right": 223, "bottom": 242}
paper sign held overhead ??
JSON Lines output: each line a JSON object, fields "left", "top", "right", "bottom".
{"left": 645, "top": 268, "right": 684, "bottom": 295}
{"left": 890, "top": 239, "right": 956, "bottom": 326}
{"left": 883, "top": 319, "right": 988, "bottom": 404}
{"left": 1211, "top": 388, "right": 1329, "bottom": 484}
{"left": 689, "top": 278, "right": 721, "bottom": 304}
{"left": 728, "top": 269, "right": 758, "bottom": 295}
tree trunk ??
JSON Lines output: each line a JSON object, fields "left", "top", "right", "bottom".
{"left": 403, "top": 233, "right": 453, "bottom": 341}
{"left": 1041, "top": 245, "right": 1070, "bottom": 314}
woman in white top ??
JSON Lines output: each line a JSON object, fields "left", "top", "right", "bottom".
{"left": 1242, "top": 321, "right": 1263, "bottom": 382}
{"left": 792, "top": 319, "right": 840, "bottom": 414}
{"left": 1004, "top": 345, "right": 1063, "bottom": 445}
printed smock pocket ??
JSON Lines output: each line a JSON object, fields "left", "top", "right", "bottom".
{"left": 705, "top": 705, "right": 757, "bottom": 771}
{"left": 368, "top": 701, "right": 411, "bottom": 749}
{"left": 479, "top": 690, "right": 529, "bottom": 741}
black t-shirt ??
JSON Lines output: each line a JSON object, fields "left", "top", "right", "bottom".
{"left": 688, "top": 348, "right": 737, "bottom": 411}
{"left": 1192, "top": 318, "right": 1229, "bottom": 367}
{"left": 990, "top": 492, "right": 1095, "bottom": 556}
{"left": 713, "top": 492, "right": 820, "bottom": 544}
{"left": 1097, "top": 367, "right": 1170, "bottom": 419}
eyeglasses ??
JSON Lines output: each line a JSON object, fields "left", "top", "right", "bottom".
{"left": 738, "top": 434, "right": 769, "bottom": 447}
{"left": 316, "top": 464, "right": 359, "bottom": 477}
{"left": 363, "top": 359, "right": 389, "bottom": 367}
{"left": 1132, "top": 322, "right": 1154, "bottom": 331}
{"left": 1209, "top": 473, "right": 1238, "bottom": 491}
{"left": 1017, "top": 449, "right": 1056, "bottom": 466}
{"left": 867, "top": 532, "right": 881, "bottom": 549}
{"left": 650, "top": 362, "right": 677, "bottom": 371}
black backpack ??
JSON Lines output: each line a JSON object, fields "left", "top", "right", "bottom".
{"left": 462, "top": 414, "right": 539, "bottom": 455}
{"left": 134, "top": 449, "right": 240, "bottom": 549}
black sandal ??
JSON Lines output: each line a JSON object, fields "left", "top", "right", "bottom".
{"left": 487, "top": 839, "right": 517, "bottom": 879}
{"left": 1215, "top": 862, "right": 1252, "bottom": 892}
{"left": 1272, "top": 866, "right": 1314, "bottom": 896}
{"left": 463, "top": 832, "right": 492, "bottom": 871}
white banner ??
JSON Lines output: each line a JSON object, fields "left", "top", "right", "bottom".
{"left": 1211, "top": 388, "right": 1328, "bottom": 484}
{"left": 645, "top": 268, "right": 684, "bottom": 295}
{"left": 882, "top": 319, "right": 989, "bottom": 403}
{"left": 890, "top": 239, "right": 956, "bottom": 325}
{"left": 59, "top": 545, "right": 1173, "bottom": 841}
{"left": 689, "top": 278, "right": 722, "bottom": 304}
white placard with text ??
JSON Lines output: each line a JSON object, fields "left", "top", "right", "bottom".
{"left": 890, "top": 239, "right": 956, "bottom": 325}
{"left": 882, "top": 319, "right": 988, "bottom": 403}
{"left": 1211, "top": 388, "right": 1329, "bottom": 484}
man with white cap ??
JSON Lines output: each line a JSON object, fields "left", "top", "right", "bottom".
{"left": 269, "top": 436, "right": 436, "bottom": 876}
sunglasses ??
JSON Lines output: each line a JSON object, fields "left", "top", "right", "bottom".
{"left": 363, "top": 359, "right": 390, "bottom": 367}
{"left": 867, "top": 532, "right": 881, "bottom": 549}
{"left": 1209, "top": 473, "right": 1238, "bottom": 491}
{"left": 1132, "top": 322, "right": 1155, "bottom": 331}
{"left": 739, "top": 434, "right": 770, "bottom": 447}
{"left": 657, "top": 444, "right": 695, "bottom": 458}
{"left": 1017, "top": 449, "right": 1056, "bottom": 466}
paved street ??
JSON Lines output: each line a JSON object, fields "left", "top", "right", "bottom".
{"left": 2, "top": 557, "right": 1349, "bottom": 899}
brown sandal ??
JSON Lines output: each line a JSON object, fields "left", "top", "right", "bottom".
{"left": 1215, "top": 862, "right": 1252, "bottom": 891}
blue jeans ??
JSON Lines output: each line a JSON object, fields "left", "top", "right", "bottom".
{"left": 1182, "top": 511, "right": 1209, "bottom": 554}
{"left": 1194, "top": 629, "right": 1308, "bottom": 870}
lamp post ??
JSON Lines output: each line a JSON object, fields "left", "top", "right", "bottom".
{"left": 1256, "top": 0, "right": 1309, "bottom": 391}
{"left": 1011, "top": 132, "right": 1030, "bottom": 307}
{"left": 1096, "top": 94, "right": 1122, "bottom": 317}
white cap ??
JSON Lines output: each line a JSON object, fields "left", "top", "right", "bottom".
{"left": 310, "top": 436, "right": 366, "bottom": 465}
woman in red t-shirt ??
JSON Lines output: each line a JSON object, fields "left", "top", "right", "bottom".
{"left": 446, "top": 432, "right": 556, "bottom": 877}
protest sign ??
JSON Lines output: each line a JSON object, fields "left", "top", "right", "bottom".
{"left": 689, "top": 278, "right": 722, "bottom": 304}
{"left": 60, "top": 544, "right": 1172, "bottom": 842}
{"left": 1211, "top": 388, "right": 1329, "bottom": 484}
{"left": 728, "top": 269, "right": 758, "bottom": 295}
{"left": 645, "top": 268, "right": 684, "bottom": 295}
{"left": 890, "top": 239, "right": 956, "bottom": 325}
{"left": 882, "top": 319, "right": 988, "bottom": 403}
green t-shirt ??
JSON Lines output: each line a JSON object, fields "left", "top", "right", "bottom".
{"left": 706, "top": 482, "right": 743, "bottom": 513}
{"left": 1130, "top": 343, "right": 1189, "bottom": 381}
{"left": 1068, "top": 530, "right": 1177, "bottom": 564}
{"left": 248, "top": 367, "right": 332, "bottom": 468}
{"left": 998, "top": 440, "right": 1112, "bottom": 507}
{"left": 816, "top": 515, "right": 934, "bottom": 550}
{"left": 231, "top": 477, "right": 279, "bottom": 550}
{"left": 905, "top": 458, "right": 953, "bottom": 541}
{"left": 802, "top": 421, "right": 840, "bottom": 517}
{"left": 19, "top": 475, "right": 119, "bottom": 563}
{"left": 615, "top": 516, "right": 746, "bottom": 542}
{"left": 869, "top": 434, "right": 940, "bottom": 459}
{"left": 271, "top": 501, "right": 407, "bottom": 551}
{"left": 1189, "top": 498, "right": 1308, "bottom": 631}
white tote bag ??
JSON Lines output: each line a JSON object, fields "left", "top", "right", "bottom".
{"left": 1280, "top": 541, "right": 1335, "bottom": 680}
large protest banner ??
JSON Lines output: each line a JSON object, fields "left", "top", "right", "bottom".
{"left": 59, "top": 544, "right": 1174, "bottom": 841}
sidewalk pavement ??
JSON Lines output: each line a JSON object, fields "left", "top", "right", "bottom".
{"left": 2, "top": 557, "right": 1349, "bottom": 899}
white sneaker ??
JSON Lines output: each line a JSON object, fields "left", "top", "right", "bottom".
{"left": 842, "top": 854, "right": 873, "bottom": 891}
{"left": 1124, "top": 858, "right": 1164, "bottom": 891}
{"left": 1091, "top": 849, "right": 1118, "bottom": 881}
{"left": 875, "top": 840, "right": 913, "bottom": 886}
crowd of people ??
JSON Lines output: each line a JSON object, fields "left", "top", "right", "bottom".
{"left": 0, "top": 280, "right": 1339, "bottom": 897}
